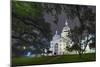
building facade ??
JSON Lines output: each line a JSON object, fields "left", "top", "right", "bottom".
{"left": 49, "top": 21, "right": 74, "bottom": 55}
{"left": 49, "top": 21, "right": 95, "bottom": 56}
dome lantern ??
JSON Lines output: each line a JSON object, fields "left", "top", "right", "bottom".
{"left": 65, "top": 20, "right": 68, "bottom": 26}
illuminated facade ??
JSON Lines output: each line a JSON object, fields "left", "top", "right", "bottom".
{"left": 49, "top": 20, "right": 95, "bottom": 55}
{"left": 49, "top": 21, "right": 73, "bottom": 55}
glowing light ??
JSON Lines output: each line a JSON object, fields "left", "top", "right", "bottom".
{"left": 27, "top": 52, "right": 31, "bottom": 56}
{"left": 44, "top": 49, "right": 47, "bottom": 53}
{"left": 23, "top": 46, "right": 26, "bottom": 49}
{"left": 65, "top": 20, "right": 68, "bottom": 25}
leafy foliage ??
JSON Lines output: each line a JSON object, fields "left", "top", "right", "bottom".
{"left": 12, "top": 1, "right": 42, "bottom": 18}
{"left": 12, "top": 1, "right": 52, "bottom": 56}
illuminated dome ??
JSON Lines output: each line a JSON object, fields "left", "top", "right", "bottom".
{"left": 61, "top": 20, "right": 70, "bottom": 38}
{"left": 62, "top": 20, "right": 70, "bottom": 32}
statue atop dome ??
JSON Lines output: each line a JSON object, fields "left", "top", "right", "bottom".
{"left": 65, "top": 20, "right": 68, "bottom": 26}
{"left": 56, "top": 30, "right": 58, "bottom": 35}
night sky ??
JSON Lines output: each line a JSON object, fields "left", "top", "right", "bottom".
{"left": 42, "top": 4, "right": 96, "bottom": 35}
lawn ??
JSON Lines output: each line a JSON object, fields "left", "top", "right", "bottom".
{"left": 12, "top": 53, "right": 96, "bottom": 66}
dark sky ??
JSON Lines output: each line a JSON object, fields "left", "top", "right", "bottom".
{"left": 43, "top": 11, "right": 80, "bottom": 35}
{"left": 43, "top": 4, "right": 96, "bottom": 35}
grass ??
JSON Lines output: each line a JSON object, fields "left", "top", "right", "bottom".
{"left": 12, "top": 53, "right": 96, "bottom": 66}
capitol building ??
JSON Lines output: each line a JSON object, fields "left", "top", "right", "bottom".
{"left": 49, "top": 21, "right": 95, "bottom": 55}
